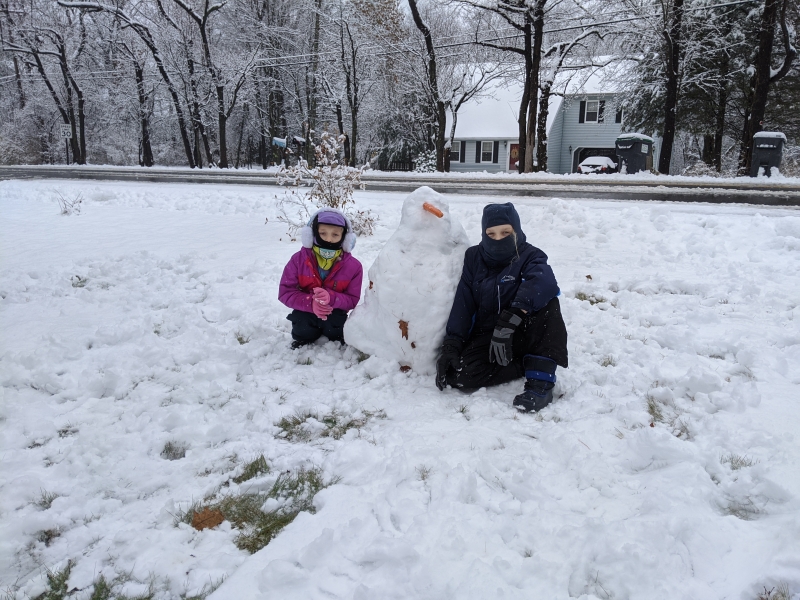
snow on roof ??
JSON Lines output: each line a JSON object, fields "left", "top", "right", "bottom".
{"left": 447, "top": 79, "right": 562, "bottom": 139}
{"left": 753, "top": 131, "right": 786, "bottom": 140}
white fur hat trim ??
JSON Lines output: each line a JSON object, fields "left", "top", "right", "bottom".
{"left": 300, "top": 207, "right": 356, "bottom": 253}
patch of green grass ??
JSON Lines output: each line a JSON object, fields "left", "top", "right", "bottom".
{"left": 233, "top": 455, "right": 270, "bottom": 484}
{"left": 725, "top": 497, "right": 759, "bottom": 521}
{"left": 276, "top": 409, "right": 386, "bottom": 442}
{"left": 416, "top": 465, "right": 432, "bottom": 482}
{"left": 575, "top": 291, "right": 607, "bottom": 305}
{"left": 57, "top": 426, "right": 77, "bottom": 438}
{"left": 756, "top": 583, "right": 792, "bottom": 600}
{"left": 37, "top": 529, "right": 61, "bottom": 547}
{"left": 36, "top": 489, "right": 59, "bottom": 510}
{"left": 88, "top": 575, "right": 112, "bottom": 600}
{"left": 182, "top": 467, "right": 335, "bottom": 554}
{"left": 457, "top": 404, "right": 470, "bottom": 420}
{"left": 721, "top": 453, "right": 757, "bottom": 470}
{"left": 600, "top": 355, "right": 616, "bottom": 367}
{"left": 646, "top": 395, "right": 664, "bottom": 423}
{"left": 160, "top": 441, "right": 187, "bottom": 461}
{"left": 33, "top": 560, "right": 72, "bottom": 600}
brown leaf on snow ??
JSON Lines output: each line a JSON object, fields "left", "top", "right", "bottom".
{"left": 192, "top": 507, "right": 224, "bottom": 531}
{"left": 398, "top": 320, "right": 409, "bottom": 339}
{"left": 399, "top": 365, "right": 411, "bottom": 373}
{"left": 369, "top": 281, "right": 374, "bottom": 290}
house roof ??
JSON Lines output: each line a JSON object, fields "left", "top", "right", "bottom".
{"left": 448, "top": 80, "right": 564, "bottom": 139}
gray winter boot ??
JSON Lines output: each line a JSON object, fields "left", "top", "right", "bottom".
{"left": 513, "top": 355, "right": 557, "bottom": 413}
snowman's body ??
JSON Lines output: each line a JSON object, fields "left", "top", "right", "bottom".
{"left": 344, "top": 187, "right": 470, "bottom": 375}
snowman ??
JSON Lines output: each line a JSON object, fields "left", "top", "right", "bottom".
{"left": 344, "top": 186, "right": 469, "bottom": 374}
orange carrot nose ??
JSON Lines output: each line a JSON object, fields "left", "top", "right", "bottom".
{"left": 423, "top": 202, "right": 443, "bottom": 218}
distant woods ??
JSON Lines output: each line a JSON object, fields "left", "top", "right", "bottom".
{"left": 0, "top": 0, "right": 796, "bottom": 174}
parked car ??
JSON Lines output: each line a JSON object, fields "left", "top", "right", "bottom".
{"left": 578, "top": 156, "right": 617, "bottom": 174}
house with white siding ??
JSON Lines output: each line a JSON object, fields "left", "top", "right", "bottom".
{"left": 446, "top": 68, "right": 661, "bottom": 174}
{"left": 445, "top": 82, "right": 521, "bottom": 173}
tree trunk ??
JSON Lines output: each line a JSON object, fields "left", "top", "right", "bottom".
{"left": 713, "top": 60, "right": 729, "bottom": 172}
{"left": 217, "top": 85, "right": 228, "bottom": 168}
{"left": 517, "top": 17, "right": 532, "bottom": 174}
{"left": 525, "top": 2, "right": 544, "bottom": 173}
{"left": 58, "top": 52, "right": 84, "bottom": 164}
{"left": 659, "top": 0, "right": 685, "bottom": 175}
{"left": 307, "top": 0, "right": 323, "bottom": 165}
{"left": 701, "top": 135, "right": 714, "bottom": 166}
{"left": 12, "top": 55, "right": 26, "bottom": 109}
{"left": 134, "top": 62, "right": 154, "bottom": 167}
{"left": 408, "top": 0, "right": 447, "bottom": 172}
{"left": 235, "top": 105, "right": 247, "bottom": 169}
{"left": 536, "top": 85, "right": 550, "bottom": 172}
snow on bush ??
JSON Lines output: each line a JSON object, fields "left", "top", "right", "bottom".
{"left": 344, "top": 187, "right": 469, "bottom": 374}
{"left": 276, "top": 131, "right": 376, "bottom": 236}
{"left": 414, "top": 150, "right": 436, "bottom": 173}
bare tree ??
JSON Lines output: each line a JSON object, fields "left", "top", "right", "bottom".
{"left": 61, "top": 0, "right": 197, "bottom": 166}
{"left": 3, "top": 0, "right": 89, "bottom": 163}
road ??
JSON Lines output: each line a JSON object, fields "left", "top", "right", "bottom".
{"left": 2, "top": 165, "right": 799, "bottom": 205}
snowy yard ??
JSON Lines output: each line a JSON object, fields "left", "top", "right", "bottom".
{"left": 2, "top": 180, "right": 800, "bottom": 600}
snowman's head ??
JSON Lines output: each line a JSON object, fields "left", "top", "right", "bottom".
{"left": 301, "top": 208, "right": 357, "bottom": 253}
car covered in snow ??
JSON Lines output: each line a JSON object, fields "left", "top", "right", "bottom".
{"left": 578, "top": 156, "right": 617, "bottom": 174}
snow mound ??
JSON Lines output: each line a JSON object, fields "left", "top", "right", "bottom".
{"left": 344, "top": 187, "right": 469, "bottom": 374}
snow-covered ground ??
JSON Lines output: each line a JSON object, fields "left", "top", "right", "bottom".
{"left": 1, "top": 180, "right": 799, "bottom": 599}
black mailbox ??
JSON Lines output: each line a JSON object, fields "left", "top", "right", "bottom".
{"left": 750, "top": 132, "right": 785, "bottom": 177}
{"left": 615, "top": 134, "right": 654, "bottom": 174}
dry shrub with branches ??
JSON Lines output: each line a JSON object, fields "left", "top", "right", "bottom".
{"left": 276, "top": 131, "right": 376, "bottom": 236}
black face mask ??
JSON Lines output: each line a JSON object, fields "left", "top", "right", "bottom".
{"left": 313, "top": 218, "right": 345, "bottom": 251}
{"left": 480, "top": 233, "right": 517, "bottom": 266}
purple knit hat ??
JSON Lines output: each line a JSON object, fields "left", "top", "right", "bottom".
{"left": 317, "top": 211, "right": 347, "bottom": 228}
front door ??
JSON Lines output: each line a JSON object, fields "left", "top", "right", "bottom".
{"left": 508, "top": 144, "right": 519, "bottom": 171}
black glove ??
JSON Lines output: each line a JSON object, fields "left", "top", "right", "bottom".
{"left": 489, "top": 309, "right": 524, "bottom": 366}
{"left": 435, "top": 340, "right": 462, "bottom": 391}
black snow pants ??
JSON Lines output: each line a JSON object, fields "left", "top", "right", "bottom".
{"left": 287, "top": 309, "right": 348, "bottom": 343}
{"left": 445, "top": 297, "right": 568, "bottom": 391}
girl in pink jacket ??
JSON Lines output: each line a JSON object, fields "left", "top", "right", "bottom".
{"left": 278, "top": 208, "right": 364, "bottom": 348}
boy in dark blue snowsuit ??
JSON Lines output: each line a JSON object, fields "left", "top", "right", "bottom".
{"left": 435, "top": 202, "right": 568, "bottom": 412}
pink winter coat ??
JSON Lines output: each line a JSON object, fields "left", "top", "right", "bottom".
{"left": 278, "top": 247, "right": 363, "bottom": 313}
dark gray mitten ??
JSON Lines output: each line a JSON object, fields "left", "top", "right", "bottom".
{"left": 489, "top": 309, "right": 523, "bottom": 366}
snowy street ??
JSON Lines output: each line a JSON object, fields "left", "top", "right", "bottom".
{"left": 2, "top": 180, "right": 800, "bottom": 599}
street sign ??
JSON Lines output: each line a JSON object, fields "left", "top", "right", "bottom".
{"left": 60, "top": 124, "right": 72, "bottom": 139}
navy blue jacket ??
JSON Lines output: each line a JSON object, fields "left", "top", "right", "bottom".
{"left": 444, "top": 242, "right": 560, "bottom": 346}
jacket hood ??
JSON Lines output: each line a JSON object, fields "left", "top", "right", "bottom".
{"left": 300, "top": 207, "right": 357, "bottom": 253}
{"left": 480, "top": 203, "right": 526, "bottom": 245}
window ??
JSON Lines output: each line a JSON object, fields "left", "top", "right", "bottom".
{"left": 481, "top": 141, "right": 494, "bottom": 162}
{"left": 450, "top": 141, "right": 461, "bottom": 162}
{"left": 585, "top": 100, "right": 599, "bottom": 123}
